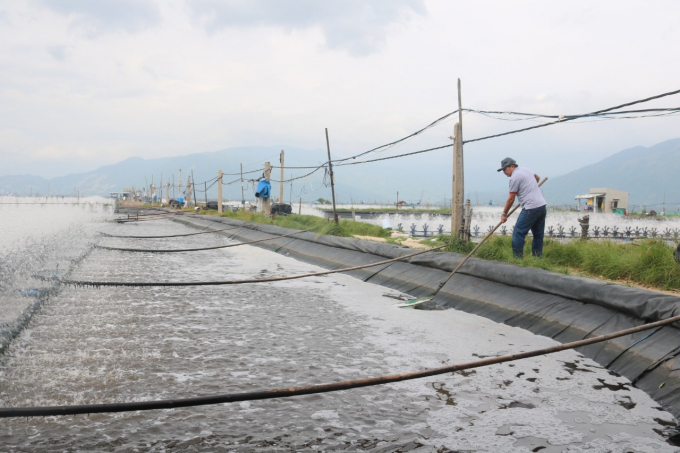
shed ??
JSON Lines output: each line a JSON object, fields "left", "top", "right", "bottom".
{"left": 574, "top": 187, "right": 628, "bottom": 213}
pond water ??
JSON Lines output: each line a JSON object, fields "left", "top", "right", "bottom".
{"left": 0, "top": 207, "right": 678, "bottom": 451}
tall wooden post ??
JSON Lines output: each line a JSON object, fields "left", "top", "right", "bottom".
{"left": 178, "top": 169, "right": 182, "bottom": 201}
{"left": 279, "top": 150, "right": 285, "bottom": 204}
{"left": 240, "top": 163, "right": 245, "bottom": 211}
{"left": 451, "top": 122, "right": 464, "bottom": 239}
{"left": 263, "top": 161, "right": 271, "bottom": 218}
{"left": 217, "top": 170, "right": 223, "bottom": 214}
{"left": 186, "top": 175, "right": 192, "bottom": 207}
{"left": 325, "top": 128, "right": 339, "bottom": 225}
{"left": 192, "top": 170, "right": 198, "bottom": 207}
{"left": 464, "top": 199, "right": 472, "bottom": 241}
{"left": 166, "top": 182, "right": 170, "bottom": 204}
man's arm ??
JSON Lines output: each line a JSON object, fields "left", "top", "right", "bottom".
{"left": 501, "top": 192, "right": 516, "bottom": 223}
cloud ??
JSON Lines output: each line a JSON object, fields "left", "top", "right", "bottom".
{"left": 38, "top": 0, "right": 161, "bottom": 37}
{"left": 188, "top": 0, "right": 426, "bottom": 56}
{"left": 46, "top": 45, "right": 68, "bottom": 61}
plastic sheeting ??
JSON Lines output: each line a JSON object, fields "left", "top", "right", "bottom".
{"left": 173, "top": 214, "right": 680, "bottom": 419}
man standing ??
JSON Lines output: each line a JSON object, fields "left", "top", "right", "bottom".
{"left": 498, "top": 157, "right": 546, "bottom": 258}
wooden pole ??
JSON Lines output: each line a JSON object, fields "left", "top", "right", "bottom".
{"left": 464, "top": 199, "right": 472, "bottom": 241}
{"left": 217, "top": 170, "right": 223, "bottom": 214}
{"left": 451, "top": 122, "right": 464, "bottom": 239}
{"left": 178, "top": 169, "right": 182, "bottom": 201}
{"left": 204, "top": 181, "right": 208, "bottom": 207}
{"left": 279, "top": 150, "right": 285, "bottom": 204}
{"left": 299, "top": 197, "right": 302, "bottom": 215}
{"left": 186, "top": 175, "right": 192, "bottom": 207}
{"left": 325, "top": 128, "right": 339, "bottom": 225}
{"left": 192, "top": 170, "right": 197, "bottom": 208}
{"left": 263, "top": 162, "right": 271, "bottom": 218}
{"left": 240, "top": 164, "right": 245, "bottom": 211}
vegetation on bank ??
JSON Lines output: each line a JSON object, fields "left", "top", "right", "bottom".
{"left": 442, "top": 236, "right": 680, "bottom": 291}
{"left": 210, "top": 209, "right": 391, "bottom": 238}
{"left": 200, "top": 207, "right": 679, "bottom": 291}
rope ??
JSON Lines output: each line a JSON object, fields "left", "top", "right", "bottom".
{"left": 96, "top": 229, "right": 311, "bottom": 253}
{"left": 99, "top": 225, "right": 242, "bottom": 239}
{"left": 2, "top": 312, "right": 678, "bottom": 418}
{"left": 63, "top": 245, "right": 445, "bottom": 287}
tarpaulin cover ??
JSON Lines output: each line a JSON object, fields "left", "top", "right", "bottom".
{"left": 173, "top": 214, "right": 680, "bottom": 419}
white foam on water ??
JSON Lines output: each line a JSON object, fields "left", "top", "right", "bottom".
{"left": 0, "top": 216, "right": 677, "bottom": 451}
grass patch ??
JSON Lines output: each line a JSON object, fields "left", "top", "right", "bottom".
{"left": 465, "top": 236, "right": 680, "bottom": 290}
{"left": 205, "top": 208, "right": 680, "bottom": 291}
{"left": 213, "top": 210, "right": 390, "bottom": 238}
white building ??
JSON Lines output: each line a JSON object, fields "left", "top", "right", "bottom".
{"left": 575, "top": 187, "right": 629, "bottom": 213}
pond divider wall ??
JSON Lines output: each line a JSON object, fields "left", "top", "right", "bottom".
{"left": 174, "top": 214, "right": 680, "bottom": 419}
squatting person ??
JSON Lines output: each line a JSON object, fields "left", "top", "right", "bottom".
{"left": 498, "top": 157, "right": 547, "bottom": 258}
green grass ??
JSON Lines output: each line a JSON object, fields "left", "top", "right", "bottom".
{"left": 212, "top": 210, "right": 391, "bottom": 238}
{"left": 206, "top": 208, "right": 680, "bottom": 291}
{"left": 451, "top": 236, "right": 680, "bottom": 290}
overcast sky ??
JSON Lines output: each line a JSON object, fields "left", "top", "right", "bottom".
{"left": 1, "top": 0, "right": 679, "bottom": 179}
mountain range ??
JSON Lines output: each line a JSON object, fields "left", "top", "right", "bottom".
{"left": 1, "top": 138, "right": 678, "bottom": 209}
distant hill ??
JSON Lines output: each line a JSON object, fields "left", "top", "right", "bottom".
{"left": 541, "top": 138, "right": 680, "bottom": 208}
{"left": 1, "top": 139, "right": 679, "bottom": 208}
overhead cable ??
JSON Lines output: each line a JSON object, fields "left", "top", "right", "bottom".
{"left": 464, "top": 88, "right": 680, "bottom": 144}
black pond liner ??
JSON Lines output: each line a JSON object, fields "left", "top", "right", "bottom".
{"left": 171, "top": 213, "right": 680, "bottom": 420}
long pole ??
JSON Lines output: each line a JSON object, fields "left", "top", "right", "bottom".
{"left": 240, "top": 164, "right": 245, "bottom": 211}
{"left": 279, "top": 150, "right": 285, "bottom": 203}
{"left": 325, "top": 128, "right": 339, "bottom": 225}
{"left": 451, "top": 122, "right": 464, "bottom": 239}
{"left": 192, "top": 170, "right": 197, "bottom": 207}
{"left": 178, "top": 169, "right": 182, "bottom": 201}
{"left": 217, "top": 170, "right": 223, "bottom": 214}
{"left": 204, "top": 182, "right": 208, "bottom": 206}
{"left": 458, "top": 78, "right": 466, "bottom": 239}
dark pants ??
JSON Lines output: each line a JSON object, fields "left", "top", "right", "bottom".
{"left": 512, "top": 205, "right": 547, "bottom": 258}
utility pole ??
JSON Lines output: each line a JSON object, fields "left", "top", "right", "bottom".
{"left": 217, "top": 170, "right": 223, "bottom": 214}
{"left": 451, "top": 78, "right": 465, "bottom": 240}
{"left": 263, "top": 162, "right": 271, "bottom": 218}
{"left": 166, "top": 182, "right": 170, "bottom": 204}
{"left": 240, "top": 164, "right": 245, "bottom": 211}
{"left": 186, "top": 175, "right": 192, "bottom": 207}
{"left": 325, "top": 128, "right": 339, "bottom": 225}
{"left": 191, "top": 169, "right": 197, "bottom": 208}
{"left": 279, "top": 150, "right": 285, "bottom": 204}
{"left": 178, "top": 169, "right": 183, "bottom": 201}
{"left": 451, "top": 122, "right": 464, "bottom": 239}
{"left": 396, "top": 191, "right": 399, "bottom": 210}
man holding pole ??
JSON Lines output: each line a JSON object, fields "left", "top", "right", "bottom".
{"left": 498, "top": 157, "right": 547, "bottom": 258}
